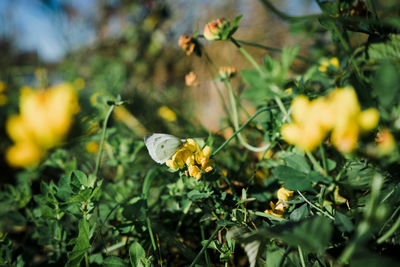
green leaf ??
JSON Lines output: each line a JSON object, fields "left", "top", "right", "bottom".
{"left": 284, "top": 153, "right": 310, "bottom": 174}
{"left": 280, "top": 217, "right": 332, "bottom": 253}
{"left": 57, "top": 174, "right": 73, "bottom": 201}
{"left": 290, "top": 204, "right": 309, "bottom": 222}
{"left": 334, "top": 211, "right": 354, "bottom": 233}
{"left": 281, "top": 46, "right": 299, "bottom": 74}
{"left": 241, "top": 69, "right": 276, "bottom": 103}
{"left": 73, "top": 170, "right": 89, "bottom": 188}
{"left": 67, "top": 219, "right": 90, "bottom": 267}
{"left": 272, "top": 166, "right": 314, "bottom": 191}
{"left": 187, "top": 190, "right": 212, "bottom": 200}
{"left": 129, "top": 241, "right": 146, "bottom": 267}
{"left": 368, "top": 34, "right": 400, "bottom": 61}
{"left": 372, "top": 61, "right": 400, "bottom": 108}
{"left": 103, "top": 256, "right": 129, "bottom": 267}
{"left": 122, "top": 198, "right": 147, "bottom": 222}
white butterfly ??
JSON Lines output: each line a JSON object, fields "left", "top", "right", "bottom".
{"left": 144, "top": 133, "right": 184, "bottom": 164}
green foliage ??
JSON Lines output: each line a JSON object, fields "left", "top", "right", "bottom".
{"left": 1, "top": 0, "right": 400, "bottom": 266}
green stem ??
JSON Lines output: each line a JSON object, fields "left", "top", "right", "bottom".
{"left": 146, "top": 217, "right": 157, "bottom": 252}
{"left": 330, "top": 18, "right": 351, "bottom": 52}
{"left": 259, "top": 0, "right": 323, "bottom": 22}
{"left": 319, "top": 145, "right": 328, "bottom": 174}
{"left": 230, "top": 38, "right": 263, "bottom": 74}
{"left": 377, "top": 214, "right": 400, "bottom": 244}
{"left": 212, "top": 107, "right": 269, "bottom": 156}
{"left": 94, "top": 103, "right": 116, "bottom": 179}
{"left": 366, "top": 0, "right": 378, "bottom": 20}
{"left": 298, "top": 245, "right": 306, "bottom": 267}
{"left": 189, "top": 224, "right": 223, "bottom": 267}
{"left": 200, "top": 225, "right": 211, "bottom": 267}
{"left": 297, "top": 190, "right": 334, "bottom": 220}
{"left": 226, "top": 81, "right": 269, "bottom": 152}
{"left": 235, "top": 39, "right": 315, "bottom": 63}
{"left": 306, "top": 151, "right": 325, "bottom": 174}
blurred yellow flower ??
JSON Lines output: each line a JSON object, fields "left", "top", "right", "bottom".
{"left": 282, "top": 87, "right": 379, "bottom": 153}
{"left": 166, "top": 138, "right": 213, "bottom": 179}
{"left": 6, "top": 141, "right": 44, "bottom": 168}
{"left": 185, "top": 71, "right": 199, "bottom": 87}
{"left": 318, "top": 57, "right": 340, "bottom": 72}
{"left": 5, "top": 83, "right": 79, "bottom": 167}
{"left": 158, "top": 105, "right": 177, "bottom": 122}
{"left": 85, "top": 141, "right": 99, "bottom": 154}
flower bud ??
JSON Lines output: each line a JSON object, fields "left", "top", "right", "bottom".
{"left": 203, "top": 18, "right": 230, "bottom": 41}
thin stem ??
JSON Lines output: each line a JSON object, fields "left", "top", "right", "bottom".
{"left": 235, "top": 39, "right": 316, "bottom": 63}
{"left": 212, "top": 107, "right": 269, "bottom": 156}
{"left": 226, "top": 81, "right": 269, "bottom": 152}
{"left": 230, "top": 38, "right": 263, "bottom": 74}
{"left": 297, "top": 190, "right": 335, "bottom": 220}
{"left": 259, "top": 0, "right": 323, "bottom": 22}
{"left": 94, "top": 103, "right": 116, "bottom": 179}
{"left": 189, "top": 224, "right": 223, "bottom": 267}
{"left": 377, "top": 214, "right": 400, "bottom": 244}
{"left": 278, "top": 246, "right": 291, "bottom": 267}
{"left": 319, "top": 145, "right": 328, "bottom": 174}
{"left": 298, "top": 245, "right": 306, "bottom": 267}
{"left": 366, "top": 0, "right": 378, "bottom": 20}
{"left": 146, "top": 217, "right": 157, "bottom": 252}
{"left": 306, "top": 151, "right": 325, "bottom": 175}
{"left": 200, "top": 225, "right": 211, "bottom": 267}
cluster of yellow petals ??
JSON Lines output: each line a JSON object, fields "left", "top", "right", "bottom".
{"left": 6, "top": 83, "right": 79, "bottom": 167}
{"left": 318, "top": 57, "right": 340, "bottom": 72}
{"left": 166, "top": 139, "right": 214, "bottom": 179}
{"left": 281, "top": 87, "right": 379, "bottom": 153}
{"left": 264, "top": 187, "right": 294, "bottom": 218}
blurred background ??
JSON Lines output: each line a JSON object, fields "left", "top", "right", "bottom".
{"left": 0, "top": 0, "right": 320, "bottom": 130}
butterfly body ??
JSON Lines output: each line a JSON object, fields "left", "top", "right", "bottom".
{"left": 144, "top": 133, "right": 183, "bottom": 164}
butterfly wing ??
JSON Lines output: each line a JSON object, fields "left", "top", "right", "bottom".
{"left": 144, "top": 133, "right": 182, "bottom": 164}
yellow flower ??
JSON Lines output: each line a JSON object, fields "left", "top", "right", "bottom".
{"left": 318, "top": 57, "right": 340, "bottom": 72}
{"left": 86, "top": 141, "right": 99, "bottom": 154}
{"left": 203, "top": 18, "right": 230, "bottom": 41}
{"left": 189, "top": 165, "right": 202, "bottom": 180}
{"left": 277, "top": 187, "right": 294, "bottom": 202}
{"left": 5, "top": 83, "right": 79, "bottom": 167}
{"left": 158, "top": 105, "right": 177, "bottom": 122}
{"left": 166, "top": 138, "right": 213, "bottom": 179}
{"left": 264, "top": 201, "right": 285, "bottom": 218}
{"left": 178, "top": 35, "right": 196, "bottom": 56}
{"left": 195, "top": 145, "right": 214, "bottom": 173}
{"left": 5, "top": 141, "right": 44, "bottom": 168}
{"left": 282, "top": 87, "right": 379, "bottom": 153}
{"left": 185, "top": 71, "right": 199, "bottom": 87}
